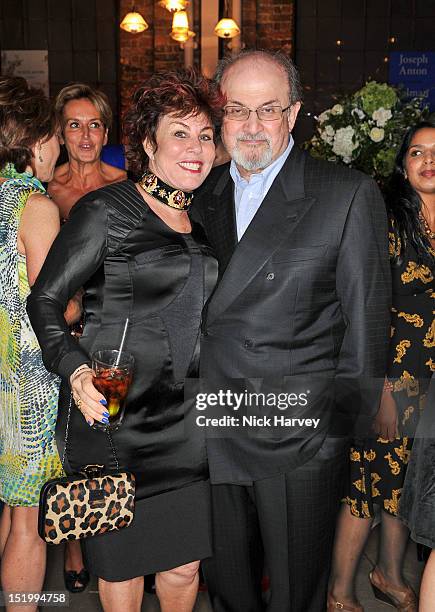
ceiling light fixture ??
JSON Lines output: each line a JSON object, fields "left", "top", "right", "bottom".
{"left": 214, "top": 1, "right": 240, "bottom": 39}
{"left": 159, "top": 0, "right": 189, "bottom": 11}
{"left": 170, "top": 9, "right": 195, "bottom": 43}
{"left": 214, "top": 17, "right": 240, "bottom": 39}
{"left": 170, "top": 29, "right": 195, "bottom": 43}
{"left": 120, "top": 5, "right": 148, "bottom": 33}
{"left": 172, "top": 9, "right": 189, "bottom": 30}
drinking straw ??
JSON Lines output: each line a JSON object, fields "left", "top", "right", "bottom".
{"left": 114, "top": 317, "right": 129, "bottom": 367}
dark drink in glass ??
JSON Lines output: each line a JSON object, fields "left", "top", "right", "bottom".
{"left": 91, "top": 350, "right": 134, "bottom": 430}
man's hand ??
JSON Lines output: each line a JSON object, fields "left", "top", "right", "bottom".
{"left": 64, "top": 290, "right": 83, "bottom": 325}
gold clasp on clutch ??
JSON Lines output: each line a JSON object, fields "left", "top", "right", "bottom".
{"left": 81, "top": 464, "right": 105, "bottom": 478}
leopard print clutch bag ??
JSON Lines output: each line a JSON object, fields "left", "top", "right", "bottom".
{"left": 38, "top": 466, "right": 136, "bottom": 545}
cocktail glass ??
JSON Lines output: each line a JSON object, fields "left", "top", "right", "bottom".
{"left": 91, "top": 350, "right": 134, "bottom": 430}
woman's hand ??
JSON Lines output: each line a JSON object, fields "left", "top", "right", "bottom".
{"left": 70, "top": 368, "right": 109, "bottom": 426}
{"left": 372, "top": 391, "right": 399, "bottom": 442}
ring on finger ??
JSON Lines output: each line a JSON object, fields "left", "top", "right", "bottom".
{"left": 75, "top": 397, "right": 83, "bottom": 411}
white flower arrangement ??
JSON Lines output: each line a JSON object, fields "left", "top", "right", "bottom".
{"left": 369, "top": 127, "right": 385, "bottom": 142}
{"left": 305, "top": 81, "right": 428, "bottom": 187}
{"left": 330, "top": 104, "right": 344, "bottom": 115}
{"left": 372, "top": 107, "right": 392, "bottom": 127}
{"left": 332, "top": 126, "right": 359, "bottom": 163}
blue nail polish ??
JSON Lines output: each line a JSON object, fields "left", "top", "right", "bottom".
{"left": 103, "top": 411, "right": 109, "bottom": 417}
{"left": 100, "top": 399, "right": 107, "bottom": 406}
{"left": 87, "top": 419, "right": 93, "bottom": 426}
{"left": 102, "top": 417, "right": 109, "bottom": 424}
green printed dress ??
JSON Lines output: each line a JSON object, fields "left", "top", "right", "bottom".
{"left": 345, "top": 219, "right": 434, "bottom": 518}
{"left": 0, "top": 164, "right": 63, "bottom": 506}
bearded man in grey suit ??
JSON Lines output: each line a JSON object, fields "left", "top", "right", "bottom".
{"left": 194, "top": 50, "right": 391, "bottom": 611}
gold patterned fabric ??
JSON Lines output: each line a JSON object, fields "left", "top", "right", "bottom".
{"left": 346, "top": 218, "right": 434, "bottom": 518}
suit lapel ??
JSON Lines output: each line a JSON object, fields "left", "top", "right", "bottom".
{"left": 206, "top": 147, "right": 316, "bottom": 325}
{"left": 203, "top": 169, "right": 237, "bottom": 275}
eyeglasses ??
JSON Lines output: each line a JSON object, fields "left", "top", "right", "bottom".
{"left": 223, "top": 105, "right": 291, "bottom": 122}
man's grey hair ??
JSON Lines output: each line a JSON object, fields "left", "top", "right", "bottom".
{"left": 214, "top": 49, "right": 303, "bottom": 106}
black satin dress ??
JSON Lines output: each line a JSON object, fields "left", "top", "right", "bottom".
{"left": 27, "top": 180, "right": 218, "bottom": 580}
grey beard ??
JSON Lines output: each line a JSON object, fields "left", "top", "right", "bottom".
{"left": 229, "top": 133, "right": 273, "bottom": 172}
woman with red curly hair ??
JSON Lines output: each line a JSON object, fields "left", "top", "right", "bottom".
{"left": 27, "top": 69, "right": 225, "bottom": 611}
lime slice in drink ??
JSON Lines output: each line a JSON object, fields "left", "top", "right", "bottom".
{"left": 108, "top": 399, "right": 120, "bottom": 417}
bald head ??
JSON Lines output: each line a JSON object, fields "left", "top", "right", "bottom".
{"left": 215, "top": 49, "right": 303, "bottom": 107}
{"left": 221, "top": 56, "right": 292, "bottom": 114}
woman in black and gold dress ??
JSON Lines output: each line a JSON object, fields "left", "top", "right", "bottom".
{"left": 399, "top": 123, "right": 435, "bottom": 612}
{"left": 329, "top": 121, "right": 435, "bottom": 612}
{"left": 28, "top": 70, "right": 224, "bottom": 612}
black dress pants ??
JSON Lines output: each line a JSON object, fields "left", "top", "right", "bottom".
{"left": 202, "top": 449, "right": 347, "bottom": 612}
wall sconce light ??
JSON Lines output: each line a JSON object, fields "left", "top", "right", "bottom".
{"left": 215, "top": 17, "right": 240, "bottom": 39}
{"left": 170, "top": 28, "right": 195, "bottom": 43}
{"left": 170, "top": 10, "right": 195, "bottom": 43}
{"left": 214, "top": 0, "right": 240, "bottom": 39}
{"left": 172, "top": 9, "right": 189, "bottom": 30}
{"left": 159, "top": 0, "right": 189, "bottom": 10}
{"left": 120, "top": 5, "right": 148, "bottom": 33}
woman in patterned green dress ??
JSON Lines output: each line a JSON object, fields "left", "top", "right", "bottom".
{"left": 0, "top": 76, "right": 79, "bottom": 610}
{"left": 329, "top": 121, "right": 435, "bottom": 611}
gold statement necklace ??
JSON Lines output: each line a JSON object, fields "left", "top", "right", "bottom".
{"left": 138, "top": 172, "right": 193, "bottom": 211}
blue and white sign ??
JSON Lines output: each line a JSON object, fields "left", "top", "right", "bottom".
{"left": 389, "top": 51, "right": 435, "bottom": 111}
